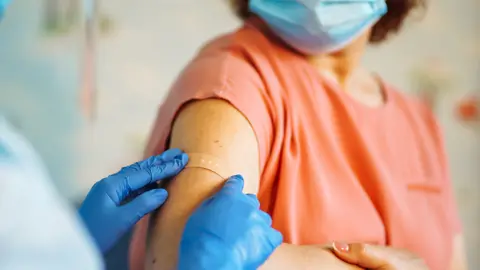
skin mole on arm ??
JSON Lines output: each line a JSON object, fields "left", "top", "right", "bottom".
{"left": 213, "top": 139, "right": 223, "bottom": 148}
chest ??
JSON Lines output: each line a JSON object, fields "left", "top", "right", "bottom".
{"left": 278, "top": 86, "right": 444, "bottom": 185}
{"left": 265, "top": 85, "right": 452, "bottom": 268}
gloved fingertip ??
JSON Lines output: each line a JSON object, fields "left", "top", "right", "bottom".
{"left": 154, "top": 189, "right": 168, "bottom": 199}
{"left": 226, "top": 175, "right": 244, "bottom": 186}
{"left": 156, "top": 148, "right": 184, "bottom": 163}
{"left": 168, "top": 147, "right": 183, "bottom": 153}
{"left": 177, "top": 153, "right": 189, "bottom": 164}
{"left": 259, "top": 211, "right": 273, "bottom": 226}
{"left": 245, "top": 193, "right": 261, "bottom": 208}
{"left": 230, "top": 174, "right": 244, "bottom": 181}
{"left": 222, "top": 175, "right": 244, "bottom": 193}
{"left": 149, "top": 157, "right": 185, "bottom": 181}
{"left": 271, "top": 229, "right": 284, "bottom": 247}
{"left": 145, "top": 189, "right": 168, "bottom": 207}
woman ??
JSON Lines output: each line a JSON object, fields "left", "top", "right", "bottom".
{"left": 130, "top": 0, "right": 468, "bottom": 269}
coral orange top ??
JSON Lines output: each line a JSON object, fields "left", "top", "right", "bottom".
{"left": 129, "top": 20, "right": 461, "bottom": 270}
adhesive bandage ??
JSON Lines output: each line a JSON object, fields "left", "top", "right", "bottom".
{"left": 184, "top": 153, "right": 231, "bottom": 179}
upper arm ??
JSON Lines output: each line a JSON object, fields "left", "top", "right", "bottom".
{"left": 131, "top": 46, "right": 275, "bottom": 270}
{"left": 170, "top": 98, "right": 261, "bottom": 193}
{"left": 145, "top": 99, "right": 262, "bottom": 270}
{"left": 154, "top": 98, "right": 261, "bottom": 222}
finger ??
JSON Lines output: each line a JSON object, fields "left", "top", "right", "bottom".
{"left": 258, "top": 210, "right": 273, "bottom": 226}
{"left": 137, "top": 149, "right": 185, "bottom": 169}
{"left": 148, "top": 153, "right": 188, "bottom": 183}
{"left": 120, "top": 189, "right": 169, "bottom": 226}
{"left": 218, "top": 175, "right": 244, "bottom": 195}
{"left": 266, "top": 228, "right": 283, "bottom": 249}
{"left": 129, "top": 155, "right": 187, "bottom": 189}
{"left": 245, "top": 193, "right": 261, "bottom": 208}
{"left": 332, "top": 242, "right": 389, "bottom": 269}
{"left": 111, "top": 156, "right": 187, "bottom": 203}
{"left": 150, "top": 148, "right": 185, "bottom": 165}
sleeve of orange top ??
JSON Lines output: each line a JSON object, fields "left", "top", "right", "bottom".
{"left": 144, "top": 51, "right": 274, "bottom": 170}
{"left": 128, "top": 49, "right": 275, "bottom": 270}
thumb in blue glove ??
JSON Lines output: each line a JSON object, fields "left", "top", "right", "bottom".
{"left": 79, "top": 148, "right": 188, "bottom": 254}
{"left": 179, "top": 175, "right": 283, "bottom": 270}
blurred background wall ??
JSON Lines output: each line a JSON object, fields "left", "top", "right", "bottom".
{"left": 0, "top": 0, "right": 478, "bottom": 267}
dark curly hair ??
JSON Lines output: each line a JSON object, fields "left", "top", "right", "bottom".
{"left": 228, "top": 0, "right": 426, "bottom": 43}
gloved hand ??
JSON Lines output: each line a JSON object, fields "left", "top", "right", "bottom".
{"left": 79, "top": 148, "right": 188, "bottom": 254}
{"left": 179, "top": 175, "right": 283, "bottom": 270}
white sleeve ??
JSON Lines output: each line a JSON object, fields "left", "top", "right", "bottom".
{"left": 0, "top": 118, "right": 104, "bottom": 270}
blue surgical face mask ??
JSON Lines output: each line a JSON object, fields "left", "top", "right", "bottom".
{"left": 249, "top": 0, "right": 388, "bottom": 55}
{"left": 0, "top": 0, "right": 12, "bottom": 20}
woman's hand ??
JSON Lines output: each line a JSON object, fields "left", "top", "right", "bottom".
{"left": 79, "top": 149, "right": 188, "bottom": 254}
{"left": 332, "top": 242, "right": 429, "bottom": 270}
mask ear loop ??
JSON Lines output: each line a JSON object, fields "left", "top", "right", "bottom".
{"left": 184, "top": 153, "right": 232, "bottom": 180}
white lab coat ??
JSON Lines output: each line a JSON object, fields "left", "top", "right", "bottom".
{"left": 0, "top": 116, "right": 103, "bottom": 270}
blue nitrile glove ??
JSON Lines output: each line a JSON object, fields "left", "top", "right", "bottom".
{"left": 0, "top": 0, "right": 12, "bottom": 19}
{"left": 79, "top": 148, "right": 188, "bottom": 254}
{"left": 179, "top": 175, "right": 283, "bottom": 270}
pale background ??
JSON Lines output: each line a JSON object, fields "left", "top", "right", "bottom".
{"left": 0, "top": 0, "right": 478, "bottom": 267}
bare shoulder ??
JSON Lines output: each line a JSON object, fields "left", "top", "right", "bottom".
{"left": 171, "top": 98, "right": 260, "bottom": 193}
